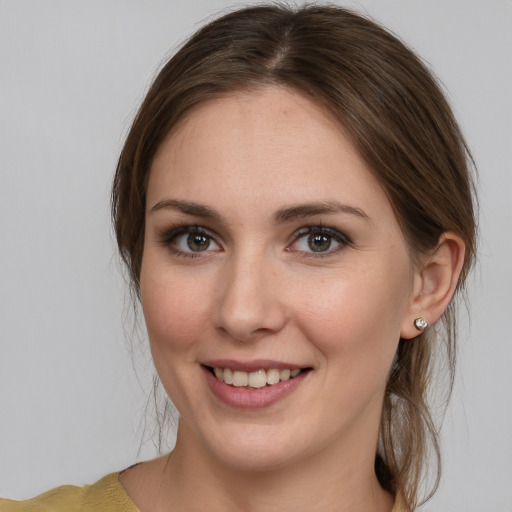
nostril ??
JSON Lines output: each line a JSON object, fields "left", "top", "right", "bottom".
{"left": 212, "top": 264, "right": 288, "bottom": 342}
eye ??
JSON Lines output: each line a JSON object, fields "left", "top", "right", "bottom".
{"left": 288, "top": 227, "right": 350, "bottom": 256}
{"left": 159, "top": 225, "right": 221, "bottom": 257}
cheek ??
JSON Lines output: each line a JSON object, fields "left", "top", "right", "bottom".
{"left": 291, "top": 266, "right": 412, "bottom": 425}
{"left": 140, "top": 265, "right": 214, "bottom": 412}
{"left": 140, "top": 264, "right": 211, "bottom": 357}
{"left": 294, "top": 261, "right": 412, "bottom": 363}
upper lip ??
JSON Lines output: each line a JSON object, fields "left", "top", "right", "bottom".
{"left": 201, "top": 359, "right": 308, "bottom": 372}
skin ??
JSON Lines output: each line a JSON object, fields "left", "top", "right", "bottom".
{"left": 120, "top": 87, "right": 464, "bottom": 512}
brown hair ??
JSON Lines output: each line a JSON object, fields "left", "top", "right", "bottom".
{"left": 112, "top": 4, "right": 477, "bottom": 510}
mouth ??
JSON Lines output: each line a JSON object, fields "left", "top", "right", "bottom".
{"left": 203, "top": 365, "right": 312, "bottom": 389}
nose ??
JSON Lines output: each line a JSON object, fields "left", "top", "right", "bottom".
{"left": 212, "top": 251, "right": 288, "bottom": 343}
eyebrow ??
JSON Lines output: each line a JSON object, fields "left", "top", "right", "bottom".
{"left": 272, "top": 201, "right": 370, "bottom": 224}
{"left": 149, "top": 198, "right": 369, "bottom": 224}
{"left": 150, "top": 199, "right": 222, "bottom": 221}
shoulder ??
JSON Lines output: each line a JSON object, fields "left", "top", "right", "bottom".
{"left": 0, "top": 484, "right": 83, "bottom": 512}
{"left": 0, "top": 473, "right": 139, "bottom": 512}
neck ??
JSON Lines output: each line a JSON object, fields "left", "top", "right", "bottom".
{"left": 153, "top": 422, "right": 394, "bottom": 512}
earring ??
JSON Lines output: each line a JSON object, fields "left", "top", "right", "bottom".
{"left": 414, "top": 317, "right": 429, "bottom": 331}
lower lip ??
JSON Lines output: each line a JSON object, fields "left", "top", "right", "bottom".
{"left": 203, "top": 367, "right": 309, "bottom": 409}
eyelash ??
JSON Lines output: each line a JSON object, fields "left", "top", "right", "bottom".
{"left": 288, "top": 226, "right": 352, "bottom": 258}
{"left": 157, "top": 224, "right": 351, "bottom": 259}
{"left": 157, "top": 224, "right": 221, "bottom": 259}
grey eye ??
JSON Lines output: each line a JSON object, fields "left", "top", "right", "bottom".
{"left": 166, "top": 228, "right": 221, "bottom": 255}
{"left": 307, "top": 234, "right": 332, "bottom": 252}
{"left": 290, "top": 226, "right": 349, "bottom": 256}
{"left": 187, "top": 233, "right": 211, "bottom": 251}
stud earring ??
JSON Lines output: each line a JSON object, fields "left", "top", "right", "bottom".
{"left": 414, "top": 317, "right": 429, "bottom": 331}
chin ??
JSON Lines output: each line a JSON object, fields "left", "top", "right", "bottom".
{"left": 211, "top": 444, "right": 299, "bottom": 473}
{"left": 197, "top": 423, "right": 310, "bottom": 473}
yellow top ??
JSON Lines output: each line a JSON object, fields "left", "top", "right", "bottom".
{"left": 0, "top": 473, "right": 138, "bottom": 512}
{"left": 1, "top": 473, "right": 405, "bottom": 511}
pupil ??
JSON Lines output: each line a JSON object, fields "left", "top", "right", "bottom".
{"left": 187, "top": 233, "right": 209, "bottom": 251}
{"left": 308, "top": 234, "right": 331, "bottom": 252}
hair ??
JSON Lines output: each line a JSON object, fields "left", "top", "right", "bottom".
{"left": 112, "top": 4, "right": 477, "bottom": 511}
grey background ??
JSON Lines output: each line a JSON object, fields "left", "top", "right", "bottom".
{"left": 1, "top": 1, "right": 511, "bottom": 510}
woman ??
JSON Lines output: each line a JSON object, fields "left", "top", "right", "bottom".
{"left": 0, "top": 4, "right": 477, "bottom": 512}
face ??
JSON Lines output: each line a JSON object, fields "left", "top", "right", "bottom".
{"left": 141, "top": 87, "right": 418, "bottom": 472}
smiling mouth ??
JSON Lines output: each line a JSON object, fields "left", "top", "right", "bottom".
{"left": 206, "top": 366, "right": 311, "bottom": 389}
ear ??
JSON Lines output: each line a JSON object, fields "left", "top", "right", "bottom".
{"left": 400, "top": 232, "right": 466, "bottom": 340}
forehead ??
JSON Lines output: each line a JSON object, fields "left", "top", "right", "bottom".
{"left": 147, "top": 87, "right": 397, "bottom": 228}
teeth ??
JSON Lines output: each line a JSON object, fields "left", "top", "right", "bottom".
{"left": 232, "top": 370, "right": 248, "bottom": 387}
{"left": 280, "top": 369, "right": 291, "bottom": 381}
{"left": 223, "top": 368, "right": 234, "bottom": 385}
{"left": 248, "top": 370, "right": 266, "bottom": 388}
{"left": 266, "top": 368, "right": 280, "bottom": 385}
{"left": 213, "top": 367, "right": 305, "bottom": 388}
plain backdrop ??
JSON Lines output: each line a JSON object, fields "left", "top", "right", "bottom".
{"left": 1, "top": 1, "right": 511, "bottom": 510}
